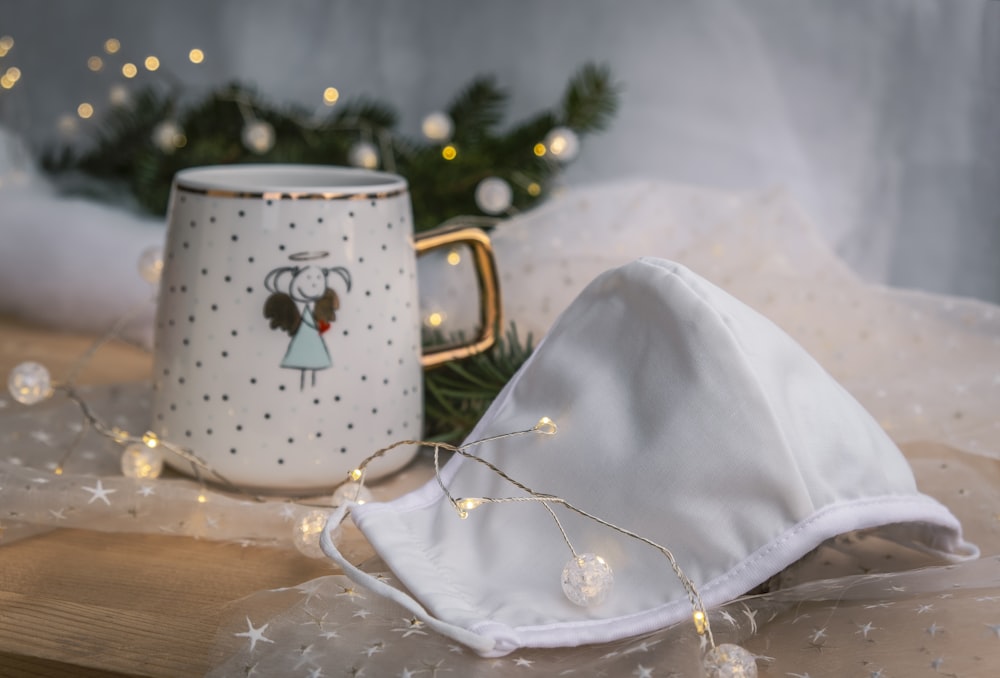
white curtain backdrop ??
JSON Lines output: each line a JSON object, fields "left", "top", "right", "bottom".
{"left": 2, "top": 0, "right": 998, "bottom": 301}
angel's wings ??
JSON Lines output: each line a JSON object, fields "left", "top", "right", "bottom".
{"left": 313, "top": 289, "right": 340, "bottom": 324}
{"left": 263, "top": 292, "right": 301, "bottom": 336}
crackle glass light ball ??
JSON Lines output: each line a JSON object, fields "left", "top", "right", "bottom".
{"left": 294, "top": 509, "right": 333, "bottom": 559}
{"left": 8, "top": 361, "right": 54, "bottom": 405}
{"left": 561, "top": 553, "right": 614, "bottom": 607}
{"left": 474, "top": 176, "right": 513, "bottom": 215}
{"left": 703, "top": 643, "right": 758, "bottom": 678}
{"left": 331, "top": 482, "right": 374, "bottom": 507}
{"left": 242, "top": 120, "right": 275, "bottom": 154}
{"left": 137, "top": 245, "right": 164, "bottom": 284}
{"left": 121, "top": 442, "right": 164, "bottom": 479}
{"left": 421, "top": 111, "right": 454, "bottom": 142}
{"left": 109, "top": 84, "right": 130, "bottom": 107}
{"left": 348, "top": 141, "right": 379, "bottom": 169}
{"left": 544, "top": 126, "right": 580, "bottom": 162}
{"left": 152, "top": 120, "right": 185, "bottom": 153}
{"left": 57, "top": 113, "right": 79, "bottom": 137}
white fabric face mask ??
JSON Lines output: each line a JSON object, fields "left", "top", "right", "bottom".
{"left": 321, "top": 258, "right": 977, "bottom": 658}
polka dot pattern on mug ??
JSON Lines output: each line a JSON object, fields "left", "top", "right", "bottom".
{"left": 152, "top": 175, "right": 423, "bottom": 491}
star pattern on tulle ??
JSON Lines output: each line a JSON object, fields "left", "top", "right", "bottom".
{"left": 915, "top": 603, "right": 934, "bottom": 614}
{"left": 49, "top": 508, "right": 66, "bottom": 520}
{"left": 633, "top": 665, "right": 653, "bottom": 678}
{"left": 338, "top": 585, "right": 365, "bottom": 600}
{"left": 623, "top": 640, "right": 660, "bottom": 655}
{"left": 855, "top": 621, "right": 877, "bottom": 640}
{"left": 279, "top": 504, "right": 297, "bottom": 521}
{"left": 297, "top": 579, "right": 327, "bottom": 604}
{"left": 353, "top": 608, "right": 372, "bottom": 619}
{"left": 30, "top": 430, "right": 54, "bottom": 445}
{"left": 985, "top": 623, "right": 1000, "bottom": 639}
{"left": 925, "top": 621, "right": 944, "bottom": 637}
{"left": 719, "top": 609, "right": 737, "bottom": 625}
{"left": 741, "top": 604, "right": 759, "bottom": 634}
{"left": 302, "top": 610, "right": 330, "bottom": 629}
{"left": 137, "top": 485, "right": 155, "bottom": 496}
{"left": 294, "top": 644, "right": 319, "bottom": 669}
{"left": 807, "top": 627, "right": 828, "bottom": 646}
{"left": 362, "top": 642, "right": 384, "bottom": 658}
{"left": 392, "top": 617, "right": 428, "bottom": 638}
{"left": 82, "top": 479, "right": 116, "bottom": 505}
{"left": 420, "top": 658, "right": 450, "bottom": 677}
{"left": 234, "top": 616, "right": 274, "bottom": 653}
{"left": 513, "top": 657, "right": 534, "bottom": 667}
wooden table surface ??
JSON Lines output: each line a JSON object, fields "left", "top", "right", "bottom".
{"left": 0, "top": 316, "right": 336, "bottom": 677}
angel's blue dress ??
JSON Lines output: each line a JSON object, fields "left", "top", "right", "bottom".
{"left": 281, "top": 306, "right": 332, "bottom": 370}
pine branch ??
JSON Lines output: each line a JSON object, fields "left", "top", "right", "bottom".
{"left": 34, "top": 66, "right": 620, "bottom": 446}
{"left": 77, "top": 86, "right": 176, "bottom": 178}
{"left": 447, "top": 75, "right": 508, "bottom": 143}
{"left": 561, "top": 62, "right": 621, "bottom": 133}
{"left": 329, "top": 97, "right": 398, "bottom": 130}
{"left": 423, "top": 323, "right": 534, "bottom": 444}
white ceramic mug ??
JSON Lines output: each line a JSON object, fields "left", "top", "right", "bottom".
{"left": 151, "top": 165, "right": 499, "bottom": 492}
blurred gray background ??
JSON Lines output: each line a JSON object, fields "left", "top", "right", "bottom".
{"left": 2, "top": 0, "right": 998, "bottom": 301}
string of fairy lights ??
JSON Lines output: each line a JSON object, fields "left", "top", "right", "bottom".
{"left": 0, "top": 33, "right": 580, "bottom": 218}
{"left": 4, "top": 246, "right": 759, "bottom": 676}
{"left": 2, "top": 32, "right": 753, "bottom": 675}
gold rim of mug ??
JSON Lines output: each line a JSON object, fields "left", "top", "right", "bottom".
{"left": 174, "top": 184, "right": 409, "bottom": 201}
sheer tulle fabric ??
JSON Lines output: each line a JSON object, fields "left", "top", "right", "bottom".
{"left": 2, "top": 181, "right": 999, "bottom": 675}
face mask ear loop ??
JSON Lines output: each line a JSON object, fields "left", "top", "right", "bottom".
{"left": 319, "top": 503, "right": 498, "bottom": 656}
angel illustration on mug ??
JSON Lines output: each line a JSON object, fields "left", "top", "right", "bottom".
{"left": 263, "top": 252, "right": 351, "bottom": 390}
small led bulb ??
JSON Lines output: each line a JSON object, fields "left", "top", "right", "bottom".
{"left": 457, "top": 498, "right": 485, "bottom": 512}
{"left": 348, "top": 468, "right": 363, "bottom": 482}
{"left": 142, "top": 431, "right": 160, "bottom": 448}
{"left": 693, "top": 610, "right": 707, "bottom": 635}
{"left": 533, "top": 416, "right": 557, "bottom": 435}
